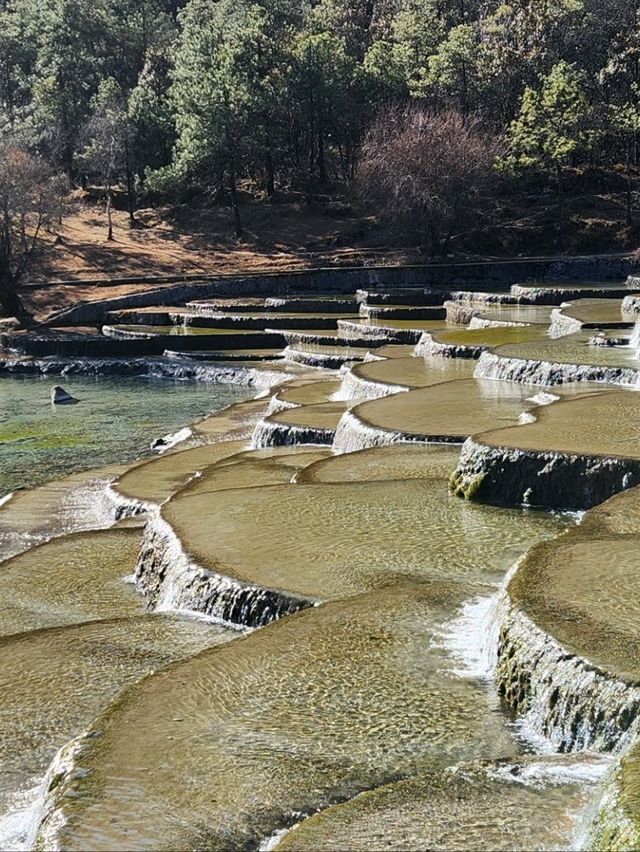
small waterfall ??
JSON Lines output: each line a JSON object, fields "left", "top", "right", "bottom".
{"left": 414, "top": 332, "right": 484, "bottom": 359}
{"left": 135, "top": 513, "right": 313, "bottom": 628}
{"left": 264, "top": 394, "right": 298, "bottom": 416}
{"left": 281, "top": 346, "right": 359, "bottom": 369}
{"left": 437, "top": 590, "right": 504, "bottom": 681}
{"left": 496, "top": 605, "right": 640, "bottom": 753}
{"left": 468, "top": 316, "right": 527, "bottom": 329}
{"left": 333, "top": 368, "right": 405, "bottom": 401}
{"left": 474, "top": 350, "right": 640, "bottom": 388}
{"left": 336, "top": 319, "right": 388, "bottom": 339}
{"left": 251, "top": 417, "right": 336, "bottom": 448}
{"left": 548, "top": 307, "right": 583, "bottom": 339}
{"left": 629, "top": 320, "right": 640, "bottom": 352}
{"left": 451, "top": 290, "right": 519, "bottom": 305}
{"left": 333, "top": 408, "right": 465, "bottom": 454}
{"left": 332, "top": 409, "right": 396, "bottom": 453}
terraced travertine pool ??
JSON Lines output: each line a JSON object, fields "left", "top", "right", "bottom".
{"left": 2, "top": 280, "right": 640, "bottom": 850}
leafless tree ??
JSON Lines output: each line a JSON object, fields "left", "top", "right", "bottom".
{"left": 79, "top": 84, "right": 131, "bottom": 241}
{"left": 0, "top": 142, "right": 66, "bottom": 321}
{"left": 359, "top": 104, "right": 503, "bottom": 257}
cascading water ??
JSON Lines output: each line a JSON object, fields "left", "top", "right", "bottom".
{"left": 135, "top": 512, "right": 314, "bottom": 627}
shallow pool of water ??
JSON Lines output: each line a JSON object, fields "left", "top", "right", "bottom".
{"left": 0, "top": 375, "right": 252, "bottom": 494}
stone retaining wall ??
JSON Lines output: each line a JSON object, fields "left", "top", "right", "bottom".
{"left": 46, "top": 256, "right": 637, "bottom": 325}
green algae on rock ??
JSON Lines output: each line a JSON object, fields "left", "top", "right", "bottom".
{"left": 589, "top": 744, "right": 640, "bottom": 851}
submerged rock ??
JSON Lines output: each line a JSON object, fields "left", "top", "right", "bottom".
{"left": 50, "top": 385, "right": 78, "bottom": 404}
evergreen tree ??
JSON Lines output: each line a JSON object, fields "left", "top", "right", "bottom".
{"left": 505, "top": 61, "right": 593, "bottom": 237}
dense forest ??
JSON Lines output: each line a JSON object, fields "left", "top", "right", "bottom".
{"left": 2, "top": 0, "right": 640, "bottom": 314}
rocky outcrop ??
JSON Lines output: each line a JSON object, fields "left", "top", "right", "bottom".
{"left": 450, "top": 436, "right": 640, "bottom": 509}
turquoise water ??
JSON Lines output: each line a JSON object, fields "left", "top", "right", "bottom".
{"left": 0, "top": 375, "right": 252, "bottom": 494}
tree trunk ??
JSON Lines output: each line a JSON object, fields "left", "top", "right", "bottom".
{"left": 627, "top": 139, "right": 633, "bottom": 226}
{"left": 229, "top": 165, "right": 243, "bottom": 237}
{"left": 556, "top": 162, "right": 564, "bottom": 247}
{"left": 125, "top": 138, "right": 136, "bottom": 226}
{"left": 424, "top": 218, "right": 436, "bottom": 258}
{"left": 106, "top": 185, "right": 114, "bottom": 241}
{"left": 317, "top": 129, "right": 326, "bottom": 184}
{"left": 265, "top": 148, "right": 275, "bottom": 197}
{"left": 0, "top": 267, "right": 28, "bottom": 323}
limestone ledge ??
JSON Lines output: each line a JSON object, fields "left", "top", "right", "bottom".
{"left": 337, "top": 319, "right": 419, "bottom": 344}
{"left": 450, "top": 437, "right": 640, "bottom": 510}
{"left": 282, "top": 346, "right": 365, "bottom": 369}
{"left": 449, "top": 290, "right": 518, "bottom": 305}
{"left": 332, "top": 408, "right": 463, "bottom": 454}
{"left": 136, "top": 512, "right": 313, "bottom": 627}
{"left": 474, "top": 350, "right": 640, "bottom": 387}
{"left": 334, "top": 368, "right": 407, "bottom": 401}
{"left": 468, "top": 316, "right": 528, "bottom": 330}
{"left": 588, "top": 748, "right": 640, "bottom": 850}
{"left": 444, "top": 301, "right": 480, "bottom": 325}
{"left": 414, "top": 332, "right": 485, "bottom": 359}
{"left": 0, "top": 355, "right": 294, "bottom": 388}
{"left": 252, "top": 417, "right": 336, "bottom": 448}
{"left": 496, "top": 602, "right": 640, "bottom": 753}
{"left": 34, "top": 734, "right": 87, "bottom": 852}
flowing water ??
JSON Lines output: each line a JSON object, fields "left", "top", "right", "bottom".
{"left": 3, "top": 284, "right": 639, "bottom": 850}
